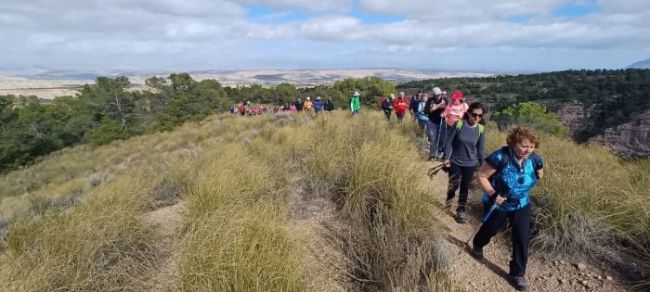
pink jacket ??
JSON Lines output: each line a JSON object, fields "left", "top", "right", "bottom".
{"left": 443, "top": 102, "right": 468, "bottom": 126}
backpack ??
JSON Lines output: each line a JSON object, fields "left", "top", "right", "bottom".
{"left": 455, "top": 120, "right": 484, "bottom": 136}
{"left": 489, "top": 146, "right": 542, "bottom": 200}
{"left": 380, "top": 96, "right": 392, "bottom": 110}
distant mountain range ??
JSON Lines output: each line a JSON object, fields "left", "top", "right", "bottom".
{"left": 8, "top": 68, "right": 496, "bottom": 85}
{"left": 1, "top": 68, "right": 497, "bottom": 100}
{"left": 627, "top": 58, "right": 650, "bottom": 69}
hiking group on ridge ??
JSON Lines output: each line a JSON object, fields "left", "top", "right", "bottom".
{"left": 233, "top": 86, "right": 543, "bottom": 291}
{"left": 386, "top": 86, "right": 545, "bottom": 291}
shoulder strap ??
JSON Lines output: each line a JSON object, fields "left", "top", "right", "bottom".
{"left": 530, "top": 152, "right": 541, "bottom": 170}
{"left": 498, "top": 146, "right": 510, "bottom": 172}
{"left": 456, "top": 121, "right": 485, "bottom": 137}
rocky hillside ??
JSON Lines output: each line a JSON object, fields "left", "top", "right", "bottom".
{"left": 591, "top": 109, "right": 650, "bottom": 157}
{"left": 557, "top": 102, "right": 650, "bottom": 157}
{"left": 398, "top": 69, "right": 650, "bottom": 157}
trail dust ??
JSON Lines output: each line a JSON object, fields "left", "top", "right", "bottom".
{"left": 140, "top": 202, "right": 186, "bottom": 291}
{"left": 425, "top": 161, "right": 627, "bottom": 292}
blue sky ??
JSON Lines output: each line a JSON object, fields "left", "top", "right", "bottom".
{"left": 554, "top": 1, "right": 599, "bottom": 17}
{"left": 1, "top": 0, "right": 649, "bottom": 73}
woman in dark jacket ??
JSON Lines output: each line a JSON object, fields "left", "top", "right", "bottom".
{"left": 442, "top": 102, "right": 486, "bottom": 224}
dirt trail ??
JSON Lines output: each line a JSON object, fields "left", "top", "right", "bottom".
{"left": 140, "top": 202, "right": 186, "bottom": 292}
{"left": 425, "top": 162, "right": 627, "bottom": 292}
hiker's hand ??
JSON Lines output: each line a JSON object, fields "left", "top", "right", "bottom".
{"left": 494, "top": 196, "right": 506, "bottom": 205}
{"left": 443, "top": 160, "right": 451, "bottom": 167}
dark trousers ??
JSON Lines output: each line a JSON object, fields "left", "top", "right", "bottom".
{"left": 446, "top": 163, "right": 476, "bottom": 212}
{"left": 473, "top": 205, "right": 531, "bottom": 277}
{"left": 383, "top": 109, "right": 392, "bottom": 120}
{"left": 396, "top": 112, "right": 405, "bottom": 122}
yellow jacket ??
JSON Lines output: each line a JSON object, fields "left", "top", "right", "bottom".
{"left": 304, "top": 100, "right": 313, "bottom": 110}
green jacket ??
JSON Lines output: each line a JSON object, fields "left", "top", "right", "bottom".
{"left": 350, "top": 95, "right": 361, "bottom": 112}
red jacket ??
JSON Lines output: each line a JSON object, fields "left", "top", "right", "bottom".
{"left": 393, "top": 98, "right": 409, "bottom": 113}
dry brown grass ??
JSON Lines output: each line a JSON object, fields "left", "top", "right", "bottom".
{"left": 0, "top": 111, "right": 458, "bottom": 291}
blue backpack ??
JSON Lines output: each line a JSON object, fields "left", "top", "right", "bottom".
{"left": 490, "top": 146, "right": 542, "bottom": 199}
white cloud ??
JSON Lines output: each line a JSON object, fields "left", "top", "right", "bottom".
{"left": 239, "top": 0, "right": 353, "bottom": 13}
{"left": 299, "top": 16, "right": 362, "bottom": 41}
{"left": 360, "top": 0, "right": 575, "bottom": 21}
{"left": 597, "top": 0, "right": 650, "bottom": 14}
{"left": 0, "top": 0, "right": 649, "bottom": 71}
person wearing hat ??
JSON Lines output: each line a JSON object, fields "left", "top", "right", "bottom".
{"left": 350, "top": 91, "right": 361, "bottom": 116}
{"left": 425, "top": 87, "right": 447, "bottom": 159}
{"left": 381, "top": 93, "right": 394, "bottom": 120}
{"left": 393, "top": 91, "right": 409, "bottom": 122}
{"left": 295, "top": 98, "right": 304, "bottom": 112}
{"left": 443, "top": 90, "right": 468, "bottom": 127}
{"left": 441, "top": 89, "right": 469, "bottom": 155}
{"left": 304, "top": 96, "right": 313, "bottom": 113}
{"left": 313, "top": 96, "right": 325, "bottom": 114}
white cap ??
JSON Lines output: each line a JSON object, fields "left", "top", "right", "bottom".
{"left": 307, "top": 96, "right": 311, "bottom": 100}
{"left": 354, "top": 91, "right": 360, "bottom": 96}
{"left": 432, "top": 87, "right": 442, "bottom": 95}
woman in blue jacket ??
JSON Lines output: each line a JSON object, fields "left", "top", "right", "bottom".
{"left": 472, "top": 126, "right": 544, "bottom": 291}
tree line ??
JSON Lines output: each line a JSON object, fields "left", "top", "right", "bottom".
{"left": 0, "top": 74, "right": 395, "bottom": 171}
{"left": 4, "top": 69, "right": 648, "bottom": 171}
{"left": 398, "top": 69, "right": 650, "bottom": 141}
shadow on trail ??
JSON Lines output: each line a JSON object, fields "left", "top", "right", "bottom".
{"left": 446, "top": 234, "right": 517, "bottom": 290}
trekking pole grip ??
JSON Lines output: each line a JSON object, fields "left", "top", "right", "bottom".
{"left": 482, "top": 204, "right": 498, "bottom": 223}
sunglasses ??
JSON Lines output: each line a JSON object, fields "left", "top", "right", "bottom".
{"left": 470, "top": 113, "right": 483, "bottom": 118}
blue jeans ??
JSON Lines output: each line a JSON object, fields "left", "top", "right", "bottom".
{"left": 426, "top": 121, "right": 443, "bottom": 157}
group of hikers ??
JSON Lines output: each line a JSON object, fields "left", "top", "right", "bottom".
{"left": 232, "top": 86, "right": 542, "bottom": 290}
{"left": 394, "top": 87, "right": 543, "bottom": 291}
{"left": 232, "top": 96, "right": 336, "bottom": 116}
{"left": 230, "top": 90, "right": 365, "bottom": 117}
{"left": 379, "top": 88, "right": 470, "bottom": 160}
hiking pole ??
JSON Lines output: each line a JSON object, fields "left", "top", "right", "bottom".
{"left": 459, "top": 196, "right": 503, "bottom": 255}
{"left": 435, "top": 117, "right": 444, "bottom": 157}
{"left": 427, "top": 163, "right": 446, "bottom": 179}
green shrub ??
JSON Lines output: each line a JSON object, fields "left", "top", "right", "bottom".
{"left": 493, "top": 102, "right": 569, "bottom": 136}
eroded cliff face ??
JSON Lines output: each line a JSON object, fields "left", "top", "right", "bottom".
{"left": 555, "top": 102, "right": 601, "bottom": 142}
{"left": 555, "top": 102, "right": 650, "bottom": 157}
{"left": 591, "top": 111, "right": 650, "bottom": 157}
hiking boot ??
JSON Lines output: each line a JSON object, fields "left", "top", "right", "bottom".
{"left": 470, "top": 246, "right": 484, "bottom": 260}
{"left": 455, "top": 210, "right": 467, "bottom": 223}
{"left": 510, "top": 276, "right": 529, "bottom": 291}
{"left": 444, "top": 198, "right": 453, "bottom": 209}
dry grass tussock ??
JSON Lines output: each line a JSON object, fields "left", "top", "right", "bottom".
{"left": 486, "top": 126, "right": 650, "bottom": 288}
{"left": 0, "top": 111, "right": 457, "bottom": 291}
{"left": 0, "top": 113, "right": 278, "bottom": 291}
{"left": 290, "top": 113, "right": 457, "bottom": 291}
{"left": 0, "top": 172, "right": 163, "bottom": 291}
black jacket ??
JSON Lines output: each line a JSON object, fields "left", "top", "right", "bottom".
{"left": 324, "top": 100, "right": 335, "bottom": 111}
